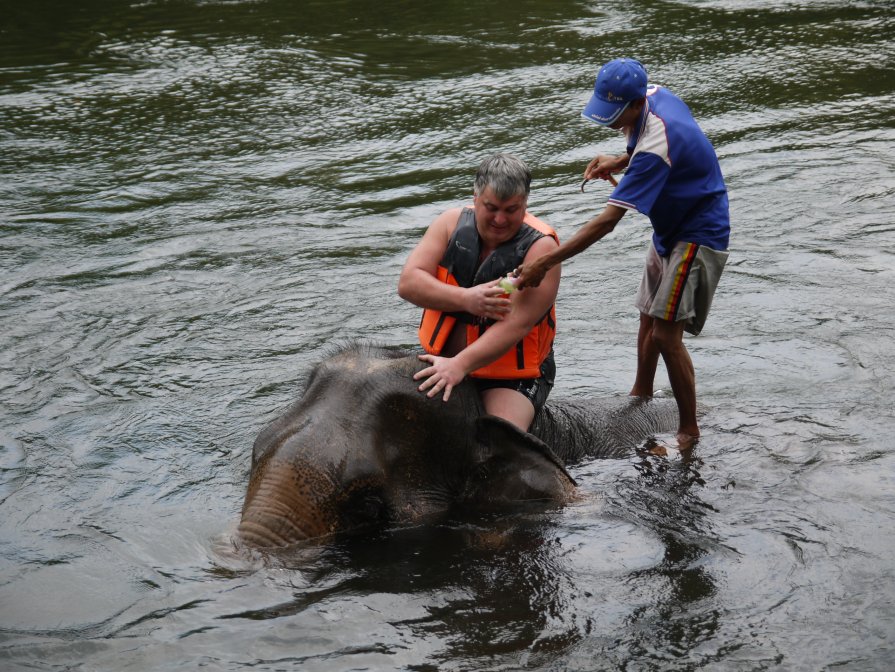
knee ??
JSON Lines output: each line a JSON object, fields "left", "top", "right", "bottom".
{"left": 649, "top": 323, "right": 683, "bottom": 354}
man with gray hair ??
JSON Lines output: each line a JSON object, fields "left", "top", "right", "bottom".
{"left": 398, "top": 153, "right": 561, "bottom": 431}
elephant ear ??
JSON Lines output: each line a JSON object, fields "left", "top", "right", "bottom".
{"left": 462, "top": 415, "right": 577, "bottom": 509}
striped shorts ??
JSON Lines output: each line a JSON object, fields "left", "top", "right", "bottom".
{"left": 634, "top": 240, "right": 729, "bottom": 336}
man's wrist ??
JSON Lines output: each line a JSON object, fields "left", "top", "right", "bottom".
{"left": 537, "top": 253, "right": 558, "bottom": 272}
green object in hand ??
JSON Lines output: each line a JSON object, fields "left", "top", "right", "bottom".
{"left": 498, "top": 275, "right": 518, "bottom": 294}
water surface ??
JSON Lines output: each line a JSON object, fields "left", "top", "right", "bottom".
{"left": 1, "top": 0, "right": 894, "bottom": 670}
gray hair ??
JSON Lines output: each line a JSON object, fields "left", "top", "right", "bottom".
{"left": 473, "top": 153, "right": 532, "bottom": 200}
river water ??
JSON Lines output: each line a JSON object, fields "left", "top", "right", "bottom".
{"left": 1, "top": 0, "right": 893, "bottom": 670}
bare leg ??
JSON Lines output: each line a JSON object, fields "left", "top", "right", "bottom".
{"left": 630, "top": 312, "right": 660, "bottom": 398}
{"left": 481, "top": 388, "right": 536, "bottom": 432}
{"left": 649, "top": 317, "right": 699, "bottom": 445}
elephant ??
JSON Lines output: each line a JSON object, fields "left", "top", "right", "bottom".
{"left": 237, "top": 343, "right": 679, "bottom": 548}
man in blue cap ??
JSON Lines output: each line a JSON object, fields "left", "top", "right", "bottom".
{"left": 516, "top": 58, "right": 730, "bottom": 448}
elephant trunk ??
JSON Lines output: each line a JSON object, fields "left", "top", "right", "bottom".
{"left": 237, "top": 458, "right": 338, "bottom": 547}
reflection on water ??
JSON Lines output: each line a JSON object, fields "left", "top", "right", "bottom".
{"left": 619, "top": 455, "right": 720, "bottom": 663}
{"left": 2, "top": 0, "right": 895, "bottom": 669}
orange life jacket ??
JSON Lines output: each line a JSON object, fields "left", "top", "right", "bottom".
{"left": 417, "top": 208, "right": 558, "bottom": 379}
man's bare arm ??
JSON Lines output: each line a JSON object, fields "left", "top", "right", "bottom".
{"left": 515, "top": 204, "right": 627, "bottom": 290}
{"left": 398, "top": 208, "right": 467, "bottom": 312}
{"left": 449, "top": 235, "right": 560, "bottom": 375}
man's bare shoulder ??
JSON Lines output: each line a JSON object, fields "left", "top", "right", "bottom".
{"left": 518, "top": 234, "right": 561, "bottom": 298}
{"left": 526, "top": 232, "right": 560, "bottom": 257}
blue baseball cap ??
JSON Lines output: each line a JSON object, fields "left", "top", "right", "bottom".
{"left": 582, "top": 58, "right": 648, "bottom": 126}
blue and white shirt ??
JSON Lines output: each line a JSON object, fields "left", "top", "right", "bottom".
{"left": 607, "top": 85, "right": 730, "bottom": 256}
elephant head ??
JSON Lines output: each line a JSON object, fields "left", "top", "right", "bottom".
{"left": 237, "top": 344, "right": 576, "bottom": 548}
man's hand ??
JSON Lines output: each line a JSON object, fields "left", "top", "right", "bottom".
{"left": 514, "top": 255, "right": 552, "bottom": 290}
{"left": 584, "top": 153, "right": 627, "bottom": 183}
{"left": 465, "top": 280, "right": 513, "bottom": 321}
{"left": 414, "top": 354, "right": 467, "bottom": 402}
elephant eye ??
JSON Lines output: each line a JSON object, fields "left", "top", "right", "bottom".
{"left": 338, "top": 485, "right": 388, "bottom": 530}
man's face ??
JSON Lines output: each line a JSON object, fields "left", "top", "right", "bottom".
{"left": 608, "top": 99, "right": 644, "bottom": 132}
{"left": 473, "top": 186, "right": 528, "bottom": 247}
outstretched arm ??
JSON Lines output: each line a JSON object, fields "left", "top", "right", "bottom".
{"left": 515, "top": 204, "right": 627, "bottom": 290}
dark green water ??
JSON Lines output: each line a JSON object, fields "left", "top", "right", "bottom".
{"left": 1, "top": 1, "right": 894, "bottom": 670}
